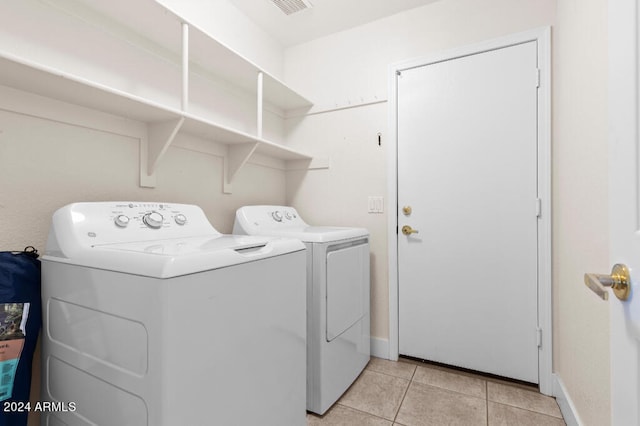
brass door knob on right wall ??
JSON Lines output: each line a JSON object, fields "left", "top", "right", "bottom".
{"left": 584, "top": 263, "right": 631, "bottom": 301}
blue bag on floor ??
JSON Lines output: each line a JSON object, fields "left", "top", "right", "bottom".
{"left": 0, "top": 247, "right": 41, "bottom": 426}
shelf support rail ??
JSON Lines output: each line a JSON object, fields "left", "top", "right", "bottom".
{"left": 181, "top": 22, "right": 189, "bottom": 111}
{"left": 257, "top": 71, "right": 263, "bottom": 139}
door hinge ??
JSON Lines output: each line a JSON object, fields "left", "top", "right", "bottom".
{"left": 536, "top": 327, "right": 542, "bottom": 348}
{"left": 536, "top": 198, "right": 542, "bottom": 218}
{"left": 536, "top": 68, "right": 541, "bottom": 88}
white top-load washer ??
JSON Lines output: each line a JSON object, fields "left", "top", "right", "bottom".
{"left": 233, "top": 205, "right": 370, "bottom": 415}
{"left": 41, "top": 202, "right": 307, "bottom": 426}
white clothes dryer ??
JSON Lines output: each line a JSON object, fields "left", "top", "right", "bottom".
{"left": 233, "top": 205, "right": 370, "bottom": 415}
{"left": 41, "top": 202, "right": 307, "bottom": 426}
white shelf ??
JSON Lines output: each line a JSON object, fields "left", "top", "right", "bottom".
{"left": 0, "top": 0, "right": 322, "bottom": 193}
{"left": 44, "top": 0, "right": 313, "bottom": 111}
{"left": 0, "top": 54, "right": 181, "bottom": 123}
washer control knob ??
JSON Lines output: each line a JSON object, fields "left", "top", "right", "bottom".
{"left": 284, "top": 211, "right": 293, "bottom": 220}
{"left": 272, "top": 211, "right": 283, "bottom": 222}
{"left": 174, "top": 214, "right": 187, "bottom": 226}
{"left": 143, "top": 211, "right": 164, "bottom": 229}
{"left": 114, "top": 215, "right": 130, "bottom": 228}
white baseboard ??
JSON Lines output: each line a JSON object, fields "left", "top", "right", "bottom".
{"left": 371, "top": 337, "right": 390, "bottom": 359}
{"left": 553, "top": 374, "right": 582, "bottom": 426}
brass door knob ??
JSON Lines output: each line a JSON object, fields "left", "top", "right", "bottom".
{"left": 584, "top": 263, "right": 631, "bottom": 301}
{"left": 402, "top": 225, "right": 419, "bottom": 236}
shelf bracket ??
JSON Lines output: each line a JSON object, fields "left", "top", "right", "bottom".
{"left": 286, "top": 157, "right": 331, "bottom": 171}
{"left": 223, "top": 142, "right": 259, "bottom": 193}
{"left": 181, "top": 22, "right": 189, "bottom": 111}
{"left": 257, "top": 71, "right": 263, "bottom": 139}
{"left": 140, "top": 117, "right": 184, "bottom": 187}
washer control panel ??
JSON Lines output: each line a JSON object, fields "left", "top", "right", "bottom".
{"left": 234, "top": 205, "right": 307, "bottom": 234}
{"left": 234, "top": 205, "right": 369, "bottom": 243}
{"left": 142, "top": 211, "right": 164, "bottom": 229}
{"left": 266, "top": 208, "right": 302, "bottom": 227}
{"left": 107, "top": 203, "right": 192, "bottom": 230}
{"left": 271, "top": 211, "right": 283, "bottom": 222}
{"left": 48, "top": 202, "right": 220, "bottom": 248}
{"left": 270, "top": 209, "right": 298, "bottom": 223}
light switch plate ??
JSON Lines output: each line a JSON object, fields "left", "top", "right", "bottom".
{"left": 368, "top": 196, "right": 384, "bottom": 213}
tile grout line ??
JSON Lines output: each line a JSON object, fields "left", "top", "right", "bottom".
{"left": 489, "top": 401, "right": 565, "bottom": 420}
{"left": 486, "top": 380, "right": 489, "bottom": 426}
{"left": 334, "top": 403, "right": 396, "bottom": 423}
{"left": 406, "top": 367, "right": 490, "bottom": 402}
{"left": 391, "top": 366, "right": 417, "bottom": 424}
{"left": 486, "top": 380, "right": 564, "bottom": 420}
{"left": 366, "top": 366, "right": 416, "bottom": 381}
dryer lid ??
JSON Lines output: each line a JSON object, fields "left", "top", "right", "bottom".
{"left": 249, "top": 226, "right": 368, "bottom": 243}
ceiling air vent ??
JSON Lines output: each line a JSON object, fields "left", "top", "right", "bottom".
{"left": 270, "top": 0, "right": 313, "bottom": 15}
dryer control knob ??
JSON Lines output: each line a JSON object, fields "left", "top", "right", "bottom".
{"left": 284, "top": 211, "right": 293, "bottom": 220}
{"left": 174, "top": 214, "right": 187, "bottom": 225}
{"left": 143, "top": 211, "right": 164, "bottom": 229}
{"left": 272, "top": 211, "right": 283, "bottom": 222}
{"left": 114, "top": 215, "right": 130, "bottom": 228}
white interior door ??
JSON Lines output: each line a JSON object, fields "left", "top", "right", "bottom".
{"left": 606, "top": 0, "right": 640, "bottom": 424}
{"left": 397, "top": 41, "right": 539, "bottom": 383}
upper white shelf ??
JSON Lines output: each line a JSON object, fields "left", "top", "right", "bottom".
{"left": 0, "top": 52, "right": 314, "bottom": 155}
{"left": 43, "top": 0, "right": 313, "bottom": 111}
{"left": 0, "top": 53, "right": 181, "bottom": 123}
{"left": 0, "top": 0, "right": 323, "bottom": 192}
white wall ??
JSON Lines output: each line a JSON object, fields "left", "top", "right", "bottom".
{"left": 284, "top": 0, "right": 612, "bottom": 423}
{"left": 157, "top": 0, "right": 285, "bottom": 79}
{"left": 284, "top": 0, "right": 556, "bottom": 111}
{"left": 0, "top": 88, "right": 288, "bottom": 426}
{"left": 553, "top": 0, "right": 610, "bottom": 424}
{"left": 0, "top": 3, "right": 288, "bottom": 424}
{"left": 0, "top": 93, "right": 287, "bottom": 253}
{"left": 0, "top": 0, "right": 613, "bottom": 424}
{"left": 283, "top": 0, "right": 556, "bottom": 352}
{"left": 0, "top": 0, "right": 289, "bottom": 250}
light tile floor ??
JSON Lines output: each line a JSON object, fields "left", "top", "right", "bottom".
{"left": 307, "top": 357, "right": 566, "bottom": 426}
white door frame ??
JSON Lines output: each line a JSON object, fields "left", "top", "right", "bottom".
{"left": 608, "top": 0, "right": 640, "bottom": 423}
{"left": 386, "top": 27, "right": 553, "bottom": 395}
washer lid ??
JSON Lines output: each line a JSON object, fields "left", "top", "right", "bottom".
{"left": 96, "top": 234, "right": 267, "bottom": 255}
{"left": 43, "top": 234, "right": 304, "bottom": 278}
